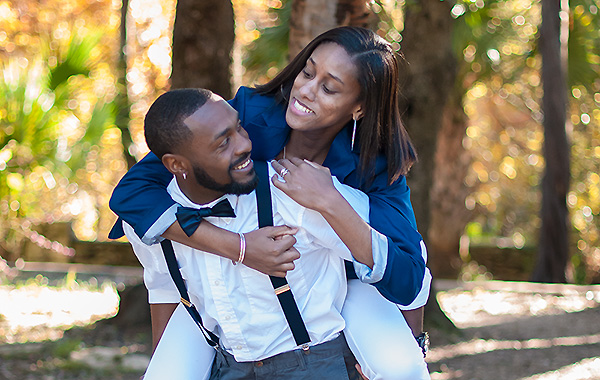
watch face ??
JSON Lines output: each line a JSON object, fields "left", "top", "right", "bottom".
{"left": 416, "top": 332, "right": 429, "bottom": 357}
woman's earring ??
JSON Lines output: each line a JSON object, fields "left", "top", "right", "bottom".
{"left": 182, "top": 172, "right": 187, "bottom": 180}
{"left": 351, "top": 118, "right": 357, "bottom": 151}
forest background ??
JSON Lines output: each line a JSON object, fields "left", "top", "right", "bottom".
{"left": 0, "top": 0, "right": 599, "bottom": 294}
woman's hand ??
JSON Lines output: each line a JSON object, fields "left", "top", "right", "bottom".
{"left": 272, "top": 157, "right": 374, "bottom": 269}
{"left": 271, "top": 158, "right": 341, "bottom": 213}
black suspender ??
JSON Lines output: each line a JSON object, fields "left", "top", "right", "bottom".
{"left": 159, "top": 160, "right": 310, "bottom": 349}
{"left": 160, "top": 239, "right": 219, "bottom": 347}
{"left": 254, "top": 160, "right": 311, "bottom": 348}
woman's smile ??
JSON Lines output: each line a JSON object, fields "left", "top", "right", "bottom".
{"left": 290, "top": 98, "right": 315, "bottom": 115}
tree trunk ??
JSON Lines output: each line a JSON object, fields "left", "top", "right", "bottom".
{"left": 400, "top": 1, "right": 458, "bottom": 332}
{"left": 531, "top": 0, "right": 571, "bottom": 283}
{"left": 171, "top": 0, "right": 234, "bottom": 99}
{"left": 400, "top": 1, "right": 457, "bottom": 246}
{"left": 116, "top": 0, "right": 136, "bottom": 170}
{"left": 288, "top": 0, "right": 371, "bottom": 58}
{"left": 428, "top": 87, "right": 472, "bottom": 279}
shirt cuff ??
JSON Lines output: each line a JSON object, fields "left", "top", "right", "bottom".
{"left": 352, "top": 228, "right": 388, "bottom": 283}
{"left": 141, "top": 204, "right": 178, "bottom": 245}
{"left": 397, "top": 266, "right": 432, "bottom": 310}
{"left": 148, "top": 288, "right": 181, "bottom": 304}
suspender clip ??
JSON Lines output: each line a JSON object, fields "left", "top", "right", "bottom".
{"left": 180, "top": 297, "right": 193, "bottom": 308}
{"left": 274, "top": 284, "right": 290, "bottom": 295}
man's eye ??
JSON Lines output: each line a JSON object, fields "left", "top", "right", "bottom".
{"left": 219, "top": 137, "right": 230, "bottom": 148}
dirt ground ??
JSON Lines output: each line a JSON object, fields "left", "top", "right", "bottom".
{"left": 427, "top": 280, "right": 600, "bottom": 380}
{"left": 1, "top": 274, "right": 599, "bottom": 380}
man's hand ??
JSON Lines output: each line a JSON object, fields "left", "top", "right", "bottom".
{"left": 242, "top": 226, "right": 300, "bottom": 277}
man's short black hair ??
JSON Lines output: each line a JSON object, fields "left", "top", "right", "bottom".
{"left": 144, "top": 88, "right": 213, "bottom": 158}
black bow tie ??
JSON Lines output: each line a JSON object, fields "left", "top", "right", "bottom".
{"left": 176, "top": 198, "right": 236, "bottom": 237}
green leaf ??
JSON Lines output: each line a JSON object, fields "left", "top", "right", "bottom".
{"left": 48, "top": 32, "right": 102, "bottom": 91}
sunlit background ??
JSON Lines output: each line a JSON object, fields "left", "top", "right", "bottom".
{"left": 1, "top": 1, "right": 599, "bottom": 378}
{"left": 1, "top": 0, "right": 598, "bottom": 284}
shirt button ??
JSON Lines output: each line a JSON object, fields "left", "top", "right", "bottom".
{"left": 236, "top": 345, "right": 243, "bottom": 350}
{"left": 214, "top": 280, "right": 220, "bottom": 286}
{"left": 224, "top": 315, "right": 231, "bottom": 321}
{"left": 255, "top": 361, "right": 263, "bottom": 367}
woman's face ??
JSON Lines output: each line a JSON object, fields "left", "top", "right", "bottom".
{"left": 285, "top": 42, "right": 363, "bottom": 133}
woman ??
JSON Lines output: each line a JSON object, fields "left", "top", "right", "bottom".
{"left": 110, "top": 27, "right": 430, "bottom": 379}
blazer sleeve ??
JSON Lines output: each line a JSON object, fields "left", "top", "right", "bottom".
{"left": 364, "top": 175, "right": 426, "bottom": 306}
{"left": 108, "top": 152, "right": 175, "bottom": 242}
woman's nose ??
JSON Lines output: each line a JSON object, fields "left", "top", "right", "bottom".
{"left": 298, "top": 78, "right": 316, "bottom": 101}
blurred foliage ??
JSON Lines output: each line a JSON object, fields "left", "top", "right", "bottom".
{"left": 1, "top": 0, "right": 598, "bottom": 283}
{"left": 121, "top": 0, "right": 176, "bottom": 159}
{"left": 451, "top": 0, "right": 600, "bottom": 283}
{"left": 0, "top": 0, "right": 127, "bottom": 253}
{"left": 243, "top": 0, "right": 291, "bottom": 83}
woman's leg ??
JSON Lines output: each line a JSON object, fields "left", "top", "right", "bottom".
{"left": 144, "top": 304, "right": 215, "bottom": 380}
{"left": 342, "top": 280, "right": 430, "bottom": 380}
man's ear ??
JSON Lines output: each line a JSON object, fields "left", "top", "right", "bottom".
{"left": 162, "top": 153, "right": 189, "bottom": 177}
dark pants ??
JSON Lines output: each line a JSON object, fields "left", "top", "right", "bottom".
{"left": 209, "top": 334, "right": 360, "bottom": 380}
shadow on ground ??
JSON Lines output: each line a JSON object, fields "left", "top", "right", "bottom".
{"left": 427, "top": 305, "right": 600, "bottom": 380}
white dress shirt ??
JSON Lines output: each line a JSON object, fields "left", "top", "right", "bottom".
{"left": 125, "top": 162, "right": 377, "bottom": 362}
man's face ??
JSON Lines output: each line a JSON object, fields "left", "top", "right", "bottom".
{"left": 179, "top": 95, "right": 257, "bottom": 196}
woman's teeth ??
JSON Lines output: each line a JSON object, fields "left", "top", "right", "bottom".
{"left": 294, "top": 99, "right": 314, "bottom": 114}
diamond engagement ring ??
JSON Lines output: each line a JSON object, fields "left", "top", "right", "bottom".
{"left": 280, "top": 168, "right": 290, "bottom": 178}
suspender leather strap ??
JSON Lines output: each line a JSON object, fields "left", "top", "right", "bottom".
{"left": 254, "top": 160, "right": 311, "bottom": 347}
{"left": 160, "top": 239, "right": 220, "bottom": 347}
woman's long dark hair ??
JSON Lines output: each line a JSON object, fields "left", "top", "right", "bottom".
{"left": 255, "top": 26, "right": 417, "bottom": 184}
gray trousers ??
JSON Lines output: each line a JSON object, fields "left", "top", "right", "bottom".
{"left": 209, "top": 334, "right": 360, "bottom": 380}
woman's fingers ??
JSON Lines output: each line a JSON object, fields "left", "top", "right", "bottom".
{"left": 303, "top": 159, "right": 320, "bottom": 168}
{"left": 271, "top": 160, "right": 293, "bottom": 179}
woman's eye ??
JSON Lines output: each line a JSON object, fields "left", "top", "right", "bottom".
{"left": 323, "top": 85, "right": 333, "bottom": 94}
{"left": 302, "top": 69, "right": 312, "bottom": 78}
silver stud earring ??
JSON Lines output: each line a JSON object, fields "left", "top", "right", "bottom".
{"left": 183, "top": 172, "right": 187, "bottom": 180}
{"left": 351, "top": 118, "right": 357, "bottom": 151}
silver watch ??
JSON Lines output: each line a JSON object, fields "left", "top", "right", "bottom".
{"left": 415, "top": 332, "right": 429, "bottom": 357}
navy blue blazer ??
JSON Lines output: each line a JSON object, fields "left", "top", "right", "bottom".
{"left": 109, "top": 86, "right": 425, "bottom": 306}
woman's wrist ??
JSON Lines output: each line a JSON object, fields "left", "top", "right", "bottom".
{"left": 315, "top": 188, "right": 346, "bottom": 215}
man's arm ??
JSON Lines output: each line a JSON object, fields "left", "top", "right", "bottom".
{"left": 163, "top": 222, "right": 300, "bottom": 277}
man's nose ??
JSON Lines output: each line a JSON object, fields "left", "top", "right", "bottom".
{"left": 235, "top": 132, "right": 252, "bottom": 155}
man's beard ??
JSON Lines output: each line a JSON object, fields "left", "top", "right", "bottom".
{"left": 192, "top": 162, "right": 258, "bottom": 195}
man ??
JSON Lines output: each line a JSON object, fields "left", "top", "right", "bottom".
{"left": 125, "top": 88, "right": 381, "bottom": 379}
